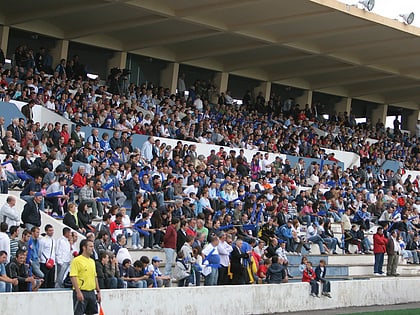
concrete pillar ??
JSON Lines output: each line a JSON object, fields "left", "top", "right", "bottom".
{"left": 334, "top": 97, "right": 352, "bottom": 116}
{"left": 371, "top": 104, "right": 388, "bottom": 129}
{"left": 160, "top": 62, "right": 179, "bottom": 94}
{"left": 0, "top": 26, "right": 10, "bottom": 58}
{"left": 295, "top": 90, "right": 313, "bottom": 107}
{"left": 402, "top": 110, "right": 420, "bottom": 135}
{"left": 49, "top": 39, "right": 69, "bottom": 69}
{"left": 107, "top": 51, "right": 127, "bottom": 73}
{"left": 214, "top": 71, "right": 229, "bottom": 95}
{"left": 253, "top": 81, "right": 271, "bottom": 105}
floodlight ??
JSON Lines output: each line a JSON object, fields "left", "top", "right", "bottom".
{"left": 358, "top": 0, "right": 375, "bottom": 11}
{"left": 400, "top": 12, "right": 415, "bottom": 25}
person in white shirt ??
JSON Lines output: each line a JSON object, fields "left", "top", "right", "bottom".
{"left": 183, "top": 181, "right": 199, "bottom": 197}
{"left": 193, "top": 95, "right": 203, "bottom": 111}
{"left": 217, "top": 232, "right": 233, "bottom": 285}
{"left": 0, "top": 196, "right": 20, "bottom": 230}
{"left": 38, "top": 224, "right": 56, "bottom": 288}
{"left": 55, "top": 227, "right": 73, "bottom": 288}
{"left": 0, "top": 223, "right": 10, "bottom": 263}
{"left": 140, "top": 136, "right": 155, "bottom": 162}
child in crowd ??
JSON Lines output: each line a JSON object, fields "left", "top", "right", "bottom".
{"left": 302, "top": 261, "right": 319, "bottom": 297}
{"left": 315, "top": 259, "right": 332, "bottom": 298}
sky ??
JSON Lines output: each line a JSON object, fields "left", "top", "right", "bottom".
{"left": 337, "top": 0, "right": 420, "bottom": 27}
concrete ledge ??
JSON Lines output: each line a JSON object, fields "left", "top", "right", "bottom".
{"left": 1, "top": 277, "right": 419, "bottom": 315}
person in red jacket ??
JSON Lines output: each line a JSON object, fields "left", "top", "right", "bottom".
{"left": 373, "top": 227, "right": 388, "bottom": 276}
{"left": 163, "top": 218, "right": 179, "bottom": 277}
{"left": 72, "top": 165, "right": 87, "bottom": 190}
{"left": 302, "top": 261, "right": 319, "bottom": 297}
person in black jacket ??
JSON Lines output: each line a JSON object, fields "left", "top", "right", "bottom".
{"left": 21, "top": 193, "right": 43, "bottom": 230}
{"left": 122, "top": 173, "right": 140, "bottom": 206}
{"left": 6, "top": 249, "right": 43, "bottom": 291}
{"left": 230, "top": 238, "right": 250, "bottom": 285}
{"left": 63, "top": 203, "right": 85, "bottom": 234}
{"left": 315, "top": 259, "right": 332, "bottom": 298}
{"left": 176, "top": 220, "right": 188, "bottom": 253}
{"left": 77, "top": 202, "right": 94, "bottom": 233}
{"left": 266, "top": 255, "right": 287, "bottom": 284}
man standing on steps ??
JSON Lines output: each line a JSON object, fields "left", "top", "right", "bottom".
{"left": 163, "top": 218, "right": 179, "bottom": 277}
{"left": 373, "top": 227, "right": 387, "bottom": 276}
{"left": 386, "top": 230, "right": 400, "bottom": 277}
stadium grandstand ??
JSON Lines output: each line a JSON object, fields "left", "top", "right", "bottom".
{"left": 0, "top": 0, "right": 420, "bottom": 314}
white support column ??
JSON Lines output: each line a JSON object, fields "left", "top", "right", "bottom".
{"left": 160, "top": 62, "right": 179, "bottom": 94}
{"left": 295, "top": 90, "right": 313, "bottom": 107}
{"left": 371, "top": 104, "right": 388, "bottom": 128}
{"left": 334, "top": 97, "right": 352, "bottom": 115}
{"left": 406, "top": 108, "right": 420, "bottom": 137}
{"left": 0, "top": 26, "right": 10, "bottom": 57}
{"left": 214, "top": 71, "right": 229, "bottom": 94}
{"left": 49, "top": 39, "right": 69, "bottom": 68}
{"left": 107, "top": 51, "right": 127, "bottom": 73}
{"left": 253, "top": 81, "right": 271, "bottom": 104}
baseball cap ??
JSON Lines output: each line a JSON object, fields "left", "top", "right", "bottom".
{"left": 152, "top": 256, "right": 162, "bottom": 262}
{"left": 34, "top": 192, "right": 43, "bottom": 197}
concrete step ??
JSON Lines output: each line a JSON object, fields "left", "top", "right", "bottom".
{"left": 128, "top": 248, "right": 165, "bottom": 262}
{"left": 287, "top": 253, "right": 376, "bottom": 266}
{"left": 290, "top": 263, "right": 420, "bottom": 278}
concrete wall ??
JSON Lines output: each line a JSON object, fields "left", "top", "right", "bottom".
{"left": 0, "top": 277, "right": 419, "bottom": 315}
{"left": 5, "top": 101, "right": 359, "bottom": 169}
{"left": 0, "top": 192, "right": 84, "bottom": 247}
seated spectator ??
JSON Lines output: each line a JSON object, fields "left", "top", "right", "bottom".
{"left": 352, "top": 204, "right": 371, "bottom": 230}
{"left": 97, "top": 252, "right": 121, "bottom": 289}
{"left": 45, "top": 176, "right": 69, "bottom": 216}
{"left": 0, "top": 250, "right": 18, "bottom": 292}
{"left": 21, "top": 193, "right": 43, "bottom": 231}
{"left": 302, "top": 261, "right": 319, "bottom": 297}
{"left": 347, "top": 224, "right": 363, "bottom": 254}
{"left": 315, "top": 259, "right": 332, "bottom": 298}
{"left": 63, "top": 203, "right": 85, "bottom": 234}
{"left": 0, "top": 196, "right": 20, "bottom": 229}
{"left": 79, "top": 178, "right": 101, "bottom": 219}
{"left": 173, "top": 251, "right": 191, "bottom": 287}
{"left": 6, "top": 249, "right": 43, "bottom": 291}
{"left": 306, "top": 223, "right": 327, "bottom": 255}
{"left": 77, "top": 202, "right": 95, "bottom": 234}
{"left": 266, "top": 255, "right": 287, "bottom": 284}
{"left": 146, "top": 256, "right": 171, "bottom": 288}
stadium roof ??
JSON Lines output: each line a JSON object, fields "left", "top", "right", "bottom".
{"left": 1, "top": 0, "right": 420, "bottom": 109}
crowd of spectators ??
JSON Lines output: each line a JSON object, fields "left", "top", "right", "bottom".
{"left": 0, "top": 45, "right": 420, "bottom": 292}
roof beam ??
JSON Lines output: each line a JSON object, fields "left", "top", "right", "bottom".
{"left": 322, "top": 36, "right": 413, "bottom": 54}
{"left": 124, "top": 29, "right": 221, "bottom": 51}
{"left": 229, "top": 9, "right": 333, "bottom": 30}
{"left": 175, "top": 0, "right": 258, "bottom": 17}
{"left": 225, "top": 54, "right": 317, "bottom": 72}
{"left": 385, "top": 88, "right": 420, "bottom": 104}
{"left": 177, "top": 42, "right": 269, "bottom": 63}
{"left": 311, "top": 73, "right": 394, "bottom": 90}
{"left": 278, "top": 23, "right": 374, "bottom": 44}
{"left": 269, "top": 64, "right": 353, "bottom": 81}
{"left": 6, "top": 1, "right": 111, "bottom": 25}
{"left": 350, "top": 81, "right": 420, "bottom": 98}
{"left": 361, "top": 50, "right": 420, "bottom": 66}
{"left": 64, "top": 15, "right": 167, "bottom": 40}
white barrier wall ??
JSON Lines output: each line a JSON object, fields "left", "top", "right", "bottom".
{"left": 9, "top": 100, "right": 360, "bottom": 169}
{"left": 10, "top": 101, "right": 71, "bottom": 127}
{"left": 0, "top": 278, "right": 419, "bottom": 315}
{"left": 0, "top": 193, "right": 84, "bottom": 246}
